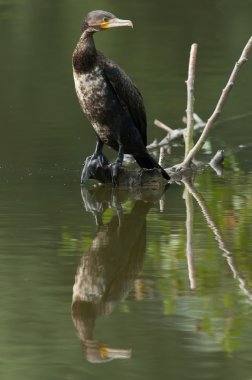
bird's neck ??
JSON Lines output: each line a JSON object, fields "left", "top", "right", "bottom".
{"left": 73, "top": 31, "right": 97, "bottom": 73}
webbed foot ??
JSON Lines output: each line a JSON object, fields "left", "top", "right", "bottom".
{"left": 81, "top": 153, "right": 109, "bottom": 183}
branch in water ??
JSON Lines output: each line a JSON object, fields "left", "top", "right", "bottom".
{"left": 180, "top": 36, "right": 252, "bottom": 168}
{"left": 184, "top": 43, "right": 198, "bottom": 157}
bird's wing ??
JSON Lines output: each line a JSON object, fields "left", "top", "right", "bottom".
{"left": 99, "top": 54, "right": 147, "bottom": 146}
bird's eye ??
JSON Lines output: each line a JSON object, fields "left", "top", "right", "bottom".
{"left": 103, "top": 17, "right": 110, "bottom": 22}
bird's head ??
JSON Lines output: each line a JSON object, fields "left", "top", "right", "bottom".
{"left": 81, "top": 10, "right": 133, "bottom": 33}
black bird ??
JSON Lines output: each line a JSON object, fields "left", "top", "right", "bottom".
{"left": 72, "top": 10, "right": 170, "bottom": 185}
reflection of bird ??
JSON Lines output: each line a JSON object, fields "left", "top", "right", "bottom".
{"left": 72, "top": 189, "right": 152, "bottom": 362}
{"left": 72, "top": 10, "right": 170, "bottom": 185}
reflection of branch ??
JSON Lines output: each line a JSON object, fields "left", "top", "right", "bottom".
{"left": 184, "top": 180, "right": 252, "bottom": 302}
{"left": 183, "top": 186, "right": 196, "bottom": 289}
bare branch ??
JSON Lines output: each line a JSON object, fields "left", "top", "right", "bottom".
{"left": 158, "top": 146, "right": 166, "bottom": 166}
{"left": 147, "top": 132, "right": 183, "bottom": 151}
{"left": 193, "top": 113, "right": 205, "bottom": 127}
{"left": 154, "top": 119, "right": 174, "bottom": 134}
{"left": 150, "top": 114, "right": 206, "bottom": 152}
{"left": 180, "top": 36, "right": 252, "bottom": 168}
{"left": 147, "top": 139, "right": 159, "bottom": 149}
{"left": 184, "top": 44, "right": 198, "bottom": 157}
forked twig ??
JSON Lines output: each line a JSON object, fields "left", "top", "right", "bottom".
{"left": 181, "top": 36, "right": 252, "bottom": 168}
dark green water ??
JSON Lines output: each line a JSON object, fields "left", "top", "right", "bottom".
{"left": 1, "top": 0, "right": 252, "bottom": 379}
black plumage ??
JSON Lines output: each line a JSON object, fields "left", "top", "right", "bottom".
{"left": 72, "top": 10, "right": 170, "bottom": 184}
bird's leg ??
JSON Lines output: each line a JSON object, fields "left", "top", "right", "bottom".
{"left": 110, "top": 145, "right": 124, "bottom": 187}
{"left": 91, "top": 140, "right": 105, "bottom": 163}
{"left": 81, "top": 139, "right": 109, "bottom": 183}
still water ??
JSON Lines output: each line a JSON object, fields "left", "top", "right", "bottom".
{"left": 1, "top": 0, "right": 252, "bottom": 379}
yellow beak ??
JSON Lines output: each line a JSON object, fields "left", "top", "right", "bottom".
{"left": 101, "top": 17, "right": 133, "bottom": 29}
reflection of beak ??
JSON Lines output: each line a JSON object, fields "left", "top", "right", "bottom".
{"left": 86, "top": 343, "right": 132, "bottom": 363}
{"left": 101, "top": 18, "right": 133, "bottom": 29}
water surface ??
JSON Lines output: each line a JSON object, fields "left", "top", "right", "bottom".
{"left": 1, "top": 0, "right": 252, "bottom": 379}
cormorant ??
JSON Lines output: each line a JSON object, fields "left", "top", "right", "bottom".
{"left": 72, "top": 10, "right": 170, "bottom": 185}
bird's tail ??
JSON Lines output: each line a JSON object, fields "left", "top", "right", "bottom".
{"left": 134, "top": 152, "right": 170, "bottom": 180}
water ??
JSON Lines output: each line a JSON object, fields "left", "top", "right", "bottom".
{"left": 1, "top": 0, "right": 252, "bottom": 379}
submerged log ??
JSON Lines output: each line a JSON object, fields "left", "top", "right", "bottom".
{"left": 83, "top": 165, "right": 168, "bottom": 188}
{"left": 82, "top": 162, "right": 204, "bottom": 187}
